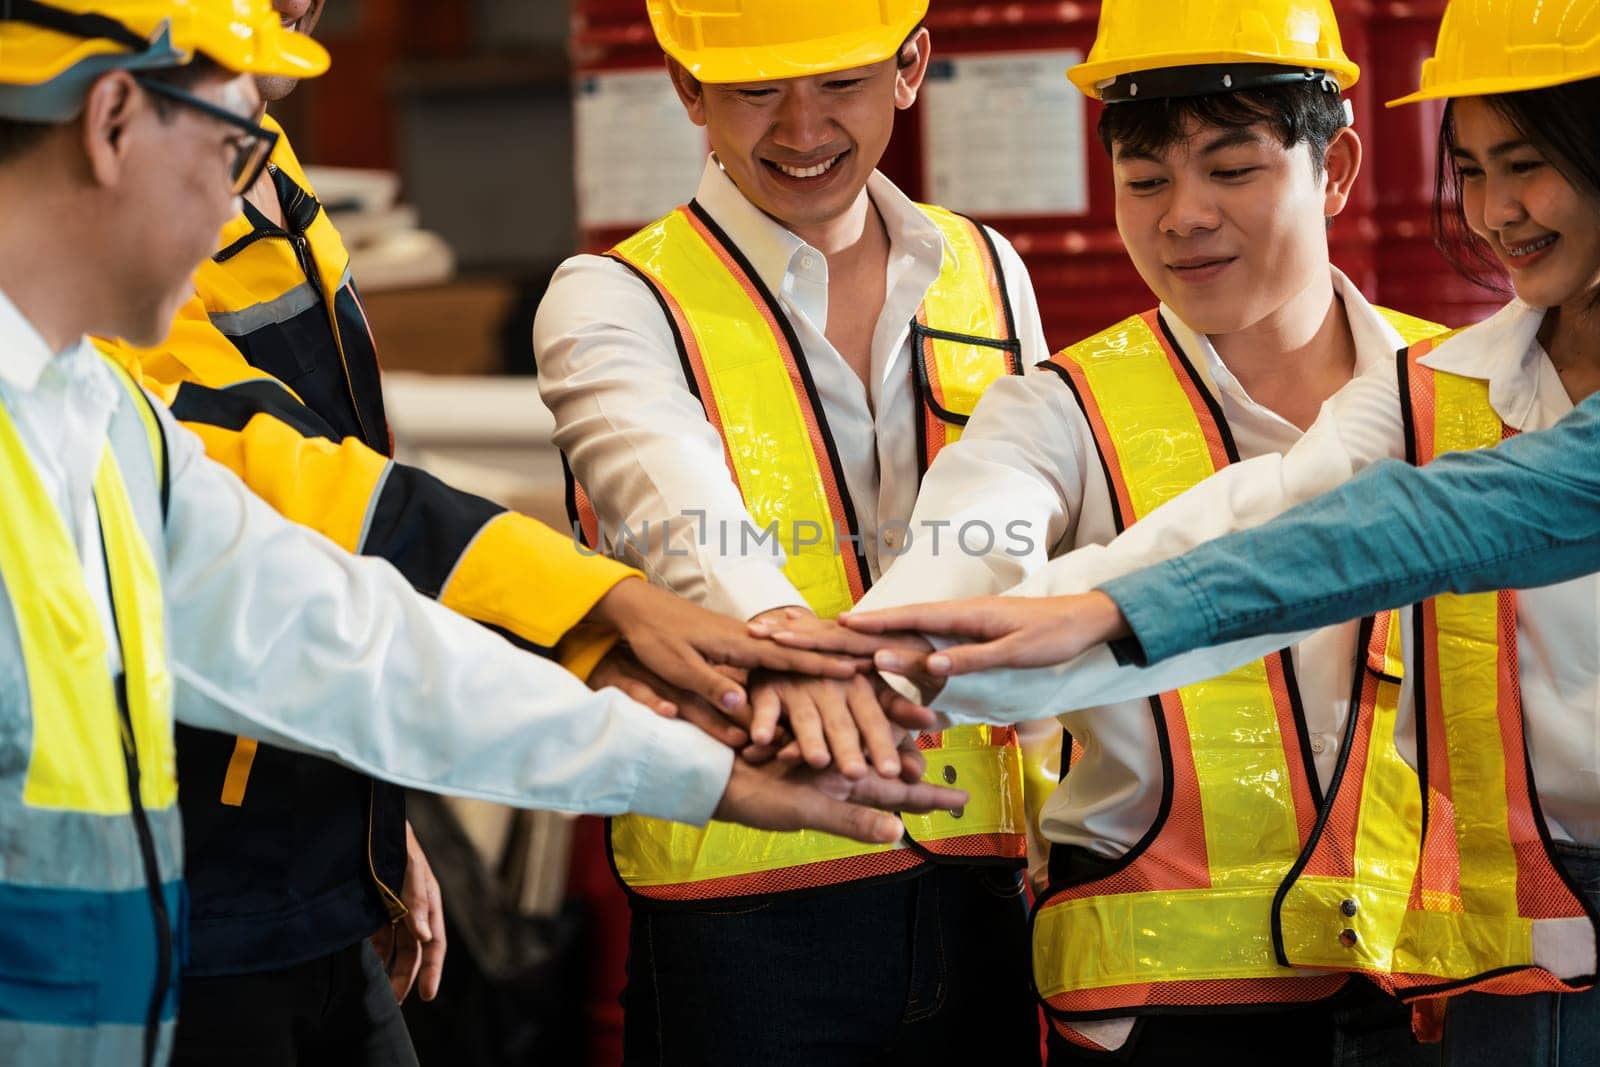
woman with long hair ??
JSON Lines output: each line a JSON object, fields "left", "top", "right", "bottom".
{"left": 769, "top": 3, "right": 1600, "bottom": 1061}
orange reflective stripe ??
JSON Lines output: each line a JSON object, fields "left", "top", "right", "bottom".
{"left": 917, "top": 305, "right": 953, "bottom": 471}
{"left": 618, "top": 847, "right": 926, "bottom": 903}
{"left": 219, "top": 737, "right": 259, "bottom": 807}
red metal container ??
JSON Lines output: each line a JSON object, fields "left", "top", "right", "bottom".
{"left": 920, "top": 2, "right": 1148, "bottom": 349}
{"left": 1330, "top": 0, "right": 1378, "bottom": 299}
{"left": 571, "top": 2, "right": 708, "bottom": 253}
{"left": 1367, "top": 0, "right": 1505, "bottom": 327}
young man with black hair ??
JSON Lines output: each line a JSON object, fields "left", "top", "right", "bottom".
{"left": 535, "top": 1, "right": 1051, "bottom": 1062}
{"left": 761, "top": 1, "right": 1446, "bottom": 1062}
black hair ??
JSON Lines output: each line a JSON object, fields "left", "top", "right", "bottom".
{"left": 0, "top": 54, "right": 227, "bottom": 166}
{"left": 1097, "top": 79, "right": 1349, "bottom": 176}
{"left": 896, "top": 21, "right": 927, "bottom": 70}
{"left": 0, "top": 118, "right": 51, "bottom": 164}
{"left": 1433, "top": 78, "right": 1600, "bottom": 294}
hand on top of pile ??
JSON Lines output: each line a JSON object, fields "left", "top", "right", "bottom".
{"left": 757, "top": 591, "right": 1132, "bottom": 678}
{"left": 583, "top": 576, "right": 860, "bottom": 716}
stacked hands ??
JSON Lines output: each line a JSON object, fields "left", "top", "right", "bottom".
{"left": 582, "top": 578, "right": 1129, "bottom": 845}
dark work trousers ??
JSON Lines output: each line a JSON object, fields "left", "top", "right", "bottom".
{"left": 1045, "top": 977, "right": 1439, "bottom": 1067}
{"left": 622, "top": 863, "right": 1041, "bottom": 1066}
{"left": 170, "top": 939, "right": 420, "bottom": 1066}
{"left": 1442, "top": 842, "right": 1600, "bottom": 1067}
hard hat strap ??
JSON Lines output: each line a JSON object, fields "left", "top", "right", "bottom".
{"left": 2, "top": 0, "right": 151, "bottom": 52}
{"left": 1101, "top": 63, "right": 1340, "bottom": 104}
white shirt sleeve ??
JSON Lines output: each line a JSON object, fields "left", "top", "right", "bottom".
{"left": 932, "top": 360, "right": 1410, "bottom": 725}
{"left": 534, "top": 254, "right": 805, "bottom": 620}
{"left": 861, "top": 369, "right": 1091, "bottom": 611}
{"left": 154, "top": 406, "right": 735, "bottom": 825}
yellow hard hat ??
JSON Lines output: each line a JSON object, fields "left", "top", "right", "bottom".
{"left": 646, "top": 0, "right": 929, "bottom": 85}
{"left": 1069, "top": 0, "right": 1360, "bottom": 102}
{"left": 1, "top": 0, "right": 329, "bottom": 118}
{"left": 1387, "top": 0, "right": 1600, "bottom": 107}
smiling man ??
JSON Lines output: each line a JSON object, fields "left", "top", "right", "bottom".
{"left": 535, "top": 1, "right": 1051, "bottom": 1062}
{"left": 786, "top": 0, "right": 1452, "bottom": 1062}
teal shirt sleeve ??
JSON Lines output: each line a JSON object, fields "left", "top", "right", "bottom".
{"left": 1101, "top": 388, "right": 1600, "bottom": 665}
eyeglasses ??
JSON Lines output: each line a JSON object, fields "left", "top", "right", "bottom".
{"left": 132, "top": 75, "right": 281, "bottom": 196}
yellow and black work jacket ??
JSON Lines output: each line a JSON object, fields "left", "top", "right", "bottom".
{"left": 574, "top": 200, "right": 1031, "bottom": 904}
{"left": 1032, "top": 308, "right": 1444, "bottom": 1052}
{"left": 102, "top": 118, "right": 637, "bottom": 974}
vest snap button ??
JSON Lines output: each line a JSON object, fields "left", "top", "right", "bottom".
{"left": 942, "top": 765, "right": 957, "bottom": 784}
{"left": 1339, "top": 928, "right": 1359, "bottom": 948}
{"left": 949, "top": 806, "right": 965, "bottom": 819}
{"left": 1341, "top": 898, "right": 1359, "bottom": 918}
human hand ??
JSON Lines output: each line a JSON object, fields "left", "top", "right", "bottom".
{"left": 588, "top": 645, "right": 750, "bottom": 747}
{"left": 840, "top": 591, "right": 1130, "bottom": 676}
{"left": 748, "top": 606, "right": 934, "bottom": 662}
{"left": 369, "top": 822, "right": 447, "bottom": 1003}
{"left": 746, "top": 671, "right": 938, "bottom": 779}
{"left": 711, "top": 756, "right": 969, "bottom": 844}
{"left": 585, "top": 580, "right": 860, "bottom": 714}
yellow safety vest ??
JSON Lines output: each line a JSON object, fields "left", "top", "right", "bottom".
{"left": 599, "top": 200, "right": 1029, "bottom": 900}
{"left": 1275, "top": 336, "right": 1600, "bottom": 1000}
{"left": 0, "top": 356, "right": 184, "bottom": 1065}
{"left": 1031, "top": 307, "right": 1444, "bottom": 1051}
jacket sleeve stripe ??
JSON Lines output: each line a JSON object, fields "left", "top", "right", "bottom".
{"left": 436, "top": 510, "right": 639, "bottom": 650}
{"left": 172, "top": 379, "right": 341, "bottom": 443}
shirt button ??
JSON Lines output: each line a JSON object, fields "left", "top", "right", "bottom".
{"left": 1310, "top": 737, "right": 1328, "bottom": 754}
{"left": 799, "top": 255, "right": 816, "bottom": 271}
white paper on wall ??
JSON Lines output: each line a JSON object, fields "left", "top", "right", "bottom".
{"left": 575, "top": 69, "right": 709, "bottom": 228}
{"left": 921, "top": 49, "right": 1089, "bottom": 218}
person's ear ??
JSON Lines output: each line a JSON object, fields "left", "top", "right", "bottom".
{"left": 80, "top": 70, "right": 142, "bottom": 188}
{"left": 666, "top": 57, "right": 708, "bottom": 127}
{"left": 894, "top": 27, "right": 932, "bottom": 110}
{"left": 1321, "top": 125, "right": 1362, "bottom": 219}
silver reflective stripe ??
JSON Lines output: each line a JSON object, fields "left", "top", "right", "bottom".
{"left": 355, "top": 461, "right": 394, "bottom": 555}
{"left": 0, "top": 1015, "right": 171, "bottom": 1065}
{"left": 207, "top": 281, "right": 321, "bottom": 336}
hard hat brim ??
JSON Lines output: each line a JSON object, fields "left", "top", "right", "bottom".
{"left": 204, "top": 24, "right": 330, "bottom": 79}
{"left": 1070, "top": 51, "right": 1360, "bottom": 99}
{"left": 662, "top": 25, "right": 919, "bottom": 85}
{"left": 1386, "top": 67, "right": 1600, "bottom": 108}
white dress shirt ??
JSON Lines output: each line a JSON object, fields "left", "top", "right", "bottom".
{"left": 928, "top": 298, "right": 1600, "bottom": 846}
{"left": 535, "top": 157, "right": 1050, "bottom": 619}
{"left": 0, "top": 289, "right": 734, "bottom": 827}
{"left": 861, "top": 269, "right": 1410, "bottom": 859}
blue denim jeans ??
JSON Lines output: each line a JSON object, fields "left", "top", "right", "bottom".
{"left": 1443, "top": 843, "right": 1600, "bottom": 1067}
{"left": 621, "top": 864, "right": 1039, "bottom": 1066}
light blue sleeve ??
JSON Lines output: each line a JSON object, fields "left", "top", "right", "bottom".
{"left": 1103, "top": 388, "right": 1600, "bottom": 664}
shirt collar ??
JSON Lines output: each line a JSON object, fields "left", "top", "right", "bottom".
{"left": 1416, "top": 298, "right": 1548, "bottom": 428}
{"left": 691, "top": 156, "right": 945, "bottom": 298}
{"left": 1160, "top": 267, "right": 1400, "bottom": 399}
{"left": 0, "top": 286, "right": 72, "bottom": 393}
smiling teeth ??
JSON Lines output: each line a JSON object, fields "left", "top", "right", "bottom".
{"left": 1509, "top": 234, "right": 1558, "bottom": 257}
{"left": 775, "top": 156, "right": 840, "bottom": 179}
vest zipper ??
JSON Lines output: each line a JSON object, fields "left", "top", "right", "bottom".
{"left": 115, "top": 677, "right": 172, "bottom": 1067}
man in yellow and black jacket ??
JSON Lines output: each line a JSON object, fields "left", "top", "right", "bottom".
{"left": 99, "top": 3, "right": 861, "bottom": 1062}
